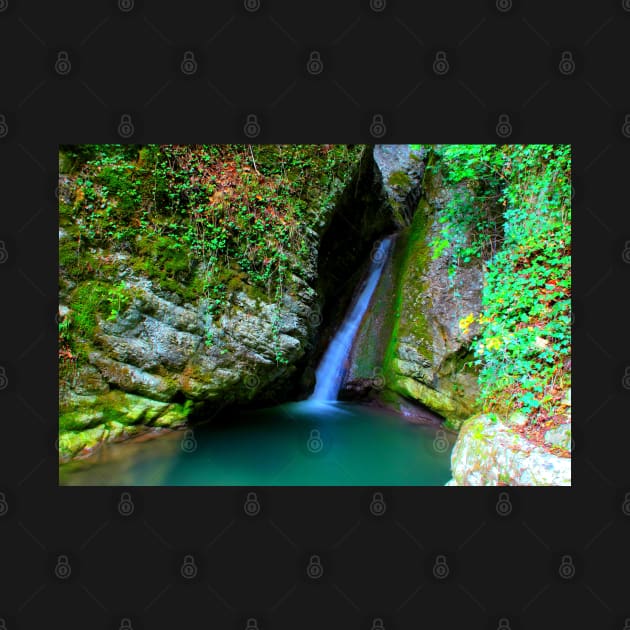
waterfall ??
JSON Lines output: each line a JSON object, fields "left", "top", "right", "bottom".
{"left": 309, "top": 237, "right": 393, "bottom": 402}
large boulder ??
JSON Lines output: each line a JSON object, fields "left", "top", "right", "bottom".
{"left": 448, "top": 414, "right": 571, "bottom": 486}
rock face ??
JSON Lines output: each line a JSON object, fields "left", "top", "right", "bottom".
{"left": 343, "top": 147, "right": 484, "bottom": 427}
{"left": 448, "top": 415, "right": 571, "bottom": 486}
{"left": 59, "top": 146, "right": 391, "bottom": 462}
{"left": 59, "top": 259, "right": 318, "bottom": 460}
{"left": 373, "top": 144, "right": 427, "bottom": 227}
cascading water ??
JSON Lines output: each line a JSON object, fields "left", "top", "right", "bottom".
{"left": 309, "top": 236, "right": 393, "bottom": 402}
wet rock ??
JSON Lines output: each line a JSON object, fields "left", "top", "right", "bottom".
{"left": 381, "top": 203, "right": 482, "bottom": 424}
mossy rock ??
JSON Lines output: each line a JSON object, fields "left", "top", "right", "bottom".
{"left": 378, "top": 154, "right": 483, "bottom": 427}
{"left": 450, "top": 414, "right": 571, "bottom": 486}
{"left": 58, "top": 391, "right": 197, "bottom": 462}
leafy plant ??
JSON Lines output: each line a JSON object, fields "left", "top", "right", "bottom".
{"left": 443, "top": 145, "right": 571, "bottom": 425}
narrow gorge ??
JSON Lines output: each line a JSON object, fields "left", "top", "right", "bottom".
{"left": 58, "top": 143, "right": 571, "bottom": 486}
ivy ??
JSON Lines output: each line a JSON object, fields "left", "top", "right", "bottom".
{"left": 60, "top": 144, "right": 361, "bottom": 362}
{"left": 419, "top": 144, "right": 571, "bottom": 424}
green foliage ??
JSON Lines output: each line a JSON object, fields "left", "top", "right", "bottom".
{"left": 474, "top": 145, "right": 571, "bottom": 421}
{"left": 60, "top": 281, "right": 132, "bottom": 357}
{"left": 446, "top": 145, "right": 571, "bottom": 423}
{"left": 413, "top": 144, "right": 505, "bottom": 270}
{"left": 60, "top": 144, "right": 361, "bottom": 365}
{"left": 60, "top": 144, "right": 140, "bottom": 173}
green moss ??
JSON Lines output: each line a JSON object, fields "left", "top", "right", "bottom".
{"left": 58, "top": 391, "right": 197, "bottom": 461}
{"left": 58, "top": 425, "right": 106, "bottom": 460}
{"left": 396, "top": 207, "right": 433, "bottom": 357}
{"left": 380, "top": 192, "right": 478, "bottom": 426}
{"left": 132, "top": 233, "right": 193, "bottom": 297}
{"left": 68, "top": 282, "right": 109, "bottom": 338}
{"left": 383, "top": 204, "right": 433, "bottom": 386}
{"left": 67, "top": 280, "right": 132, "bottom": 338}
{"left": 59, "top": 238, "right": 84, "bottom": 279}
{"left": 387, "top": 170, "right": 412, "bottom": 189}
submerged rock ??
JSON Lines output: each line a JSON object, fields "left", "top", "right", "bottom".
{"left": 448, "top": 414, "right": 571, "bottom": 486}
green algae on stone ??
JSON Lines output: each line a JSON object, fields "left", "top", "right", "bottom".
{"left": 58, "top": 390, "right": 197, "bottom": 461}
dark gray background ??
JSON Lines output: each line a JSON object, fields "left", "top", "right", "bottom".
{"left": 0, "top": 0, "right": 628, "bottom": 628}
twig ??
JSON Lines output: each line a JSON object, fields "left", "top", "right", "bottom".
{"left": 248, "top": 144, "right": 261, "bottom": 176}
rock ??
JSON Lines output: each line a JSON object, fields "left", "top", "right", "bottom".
{"left": 450, "top": 415, "right": 571, "bottom": 486}
{"left": 58, "top": 174, "right": 74, "bottom": 204}
{"left": 59, "top": 145, "right": 391, "bottom": 461}
{"left": 59, "top": 408, "right": 106, "bottom": 431}
{"left": 89, "top": 352, "right": 179, "bottom": 401}
{"left": 544, "top": 423, "right": 571, "bottom": 451}
{"left": 343, "top": 146, "right": 484, "bottom": 427}
{"left": 383, "top": 184, "right": 482, "bottom": 424}
{"left": 68, "top": 364, "right": 110, "bottom": 396}
{"left": 374, "top": 144, "right": 427, "bottom": 226}
{"left": 58, "top": 391, "right": 196, "bottom": 461}
{"left": 393, "top": 375, "right": 472, "bottom": 420}
{"left": 507, "top": 412, "right": 529, "bottom": 427}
